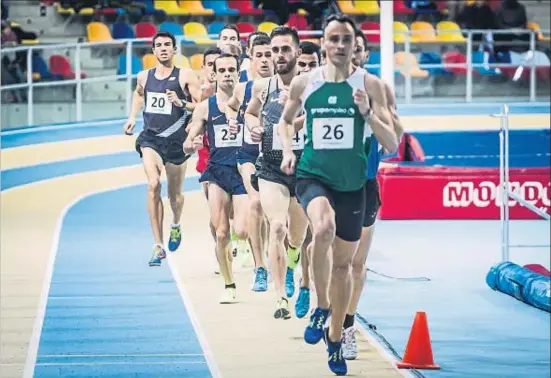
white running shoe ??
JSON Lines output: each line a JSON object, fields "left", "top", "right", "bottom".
{"left": 219, "top": 287, "right": 237, "bottom": 304}
{"left": 342, "top": 326, "right": 358, "bottom": 360}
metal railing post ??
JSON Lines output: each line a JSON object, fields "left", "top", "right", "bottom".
{"left": 27, "top": 47, "right": 34, "bottom": 126}
{"left": 125, "top": 40, "right": 133, "bottom": 116}
{"left": 75, "top": 44, "right": 82, "bottom": 121}
{"left": 405, "top": 34, "right": 412, "bottom": 104}
{"left": 466, "top": 31, "right": 473, "bottom": 103}
{"left": 529, "top": 31, "right": 536, "bottom": 102}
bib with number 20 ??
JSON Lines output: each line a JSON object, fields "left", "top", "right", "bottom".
{"left": 145, "top": 92, "right": 172, "bottom": 115}
{"left": 214, "top": 123, "right": 243, "bottom": 148}
{"left": 312, "top": 118, "right": 354, "bottom": 150}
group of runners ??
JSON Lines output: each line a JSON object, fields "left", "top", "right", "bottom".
{"left": 123, "top": 14, "right": 403, "bottom": 376}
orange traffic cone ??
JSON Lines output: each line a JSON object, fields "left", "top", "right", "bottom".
{"left": 396, "top": 311, "right": 440, "bottom": 370}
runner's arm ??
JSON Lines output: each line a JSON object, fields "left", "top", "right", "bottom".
{"left": 365, "top": 75, "right": 398, "bottom": 154}
{"left": 293, "top": 114, "right": 305, "bottom": 133}
{"left": 384, "top": 82, "right": 404, "bottom": 142}
{"left": 179, "top": 69, "right": 202, "bottom": 112}
{"left": 225, "top": 82, "right": 245, "bottom": 121}
{"left": 278, "top": 74, "right": 307, "bottom": 153}
{"left": 128, "top": 71, "right": 147, "bottom": 121}
{"left": 244, "top": 78, "right": 269, "bottom": 132}
{"left": 184, "top": 100, "right": 207, "bottom": 144}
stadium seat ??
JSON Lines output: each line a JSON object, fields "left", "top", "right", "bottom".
{"left": 395, "top": 51, "right": 429, "bottom": 78}
{"left": 159, "top": 21, "right": 184, "bottom": 36}
{"left": 32, "top": 55, "right": 61, "bottom": 80}
{"left": 142, "top": 53, "right": 157, "bottom": 70}
{"left": 394, "top": 0, "right": 413, "bottom": 15}
{"left": 227, "top": 0, "right": 262, "bottom": 15}
{"left": 87, "top": 22, "right": 113, "bottom": 42}
{"left": 336, "top": 0, "right": 362, "bottom": 15}
{"left": 472, "top": 51, "right": 500, "bottom": 76}
{"left": 410, "top": 21, "right": 437, "bottom": 43}
{"left": 179, "top": 0, "right": 214, "bottom": 15}
{"left": 361, "top": 21, "right": 380, "bottom": 43}
{"left": 183, "top": 22, "right": 216, "bottom": 44}
{"left": 203, "top": 0, "right": 239, "bottom": 15}
{"left": 287, "top": 14, "right": 310, "bottom": 30}
{"left": 112, "top": 22, "right": 135, "bottom": 39}
{"left": 354, "top": 0, "right": 380, "bottom": 15}
{"left": 393, "top": 21, "right": 409, "bottom": 43}
{"left": 436, "top": 21, "right": 465, "bottom": 43}
{"left": 418, "top": 52, "right": 453, "bottom": 76}
{"left": 135, "top": 22, "right": 157, "bottom": 40}
{"left": 56, "top": 3, "right": 95, "bottom": 15}
{"left": 117, "top": 54, "right": 143, "bottom": 75}
{"left": 527, "top": 21, "right": 551, "bottom": 42}
{"left": 442, "top": 51, "right": 467, "bottom": 75}
{"left": 173, "top": 55, "right": 191, "bottom": 69}
{"left": 236, "top": 22, "right": 256, "bottom": 41}
{"left": 208, "top": 21, "right": 226, "bottom": 36}
{"left": 190, "top": 53, "right": 204, "bottom": 70}
{"left": 133, "top": 0, "right": 166, "bottom": 16}
{"left": 154, "top": 0, "right": 188, "bottom": 15}
{"left": 258, "top": 21, "right": 278, "bottom": 34}
{"left": 49, "top": 55, "right": 86, "bottom": 79}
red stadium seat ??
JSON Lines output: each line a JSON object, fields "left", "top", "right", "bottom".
{"left": 287, "top": 14, "right": 310, "bottom": 31}
{"left": 135, "top": 22, "right": 157, "bottom": 40}
{"left": 361, "top": 21, "right": 380, "bottom": 43}
{"left": 49, "top": 55, "right": 86, "bottom": 80}
{"left": 442, "top": 52, "right": 467, "bottom": 75}
{"left": 236, "top": 22, "right": 256, "bottom": 41}
{"left": 393, "top": 0, "right": 413, "bottom": 14}
{"left": 227, "top": 0, "right": 262, "bottom": 15}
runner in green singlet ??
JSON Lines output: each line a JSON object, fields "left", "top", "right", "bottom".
{"left": 276, "top": 14, "right": 399, "bottom": 376}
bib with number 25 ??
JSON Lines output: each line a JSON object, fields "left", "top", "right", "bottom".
{"left": 312, "top": 118, "right": 354, "bottom": 150}
{"left": 214, "top": 123, "right": 242, "bottom": 148}
{"left": 272, "top": 127, "right": 305, "bottom": 151}
{"left": 145, "top": 92, "right": 172, "bottom": 115}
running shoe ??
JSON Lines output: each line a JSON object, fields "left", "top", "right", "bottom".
{"left": 285, "top": 268, "right": 295, "bottom": 298}
{"left": 295, "top": 286, "right": 310, "bottom": 318}
{"left": 341, "top": 326, "right": 358, "bottom": 360}
{"left": 220, "top": 287, "right": 237, "bottom": 304}
{"left": 274, "top": 297, "right": 291, "bottom": 319}
{"left": 149, "top": 245, "right": 166, "bottom": 267}
{"left": 304, "top": 307, "right": 329, "bottom": 344}
{"left": 324, "top": 327, "right": 347, "bottom": 376}
{"left": 168, "top": 225, "right": 181, "bottom": 252}
{"left": 287, "top": 246, "right": 301, "bottom": 270}
{"left": 252, "top": 267, "right": 268, "bottom": 292}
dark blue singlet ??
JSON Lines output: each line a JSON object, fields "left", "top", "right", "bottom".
{"left": 236, "top": 80, "right": 258, "bottom": 165}
{"left": 199, "top": 94, "right": 247, "bottom": 195}
{"left": 239, "top": 69, "right": 249, "bottom": 83}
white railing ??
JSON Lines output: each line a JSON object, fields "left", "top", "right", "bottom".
{"left": 1, "top": 28, "right": 549, "bottom": 128}
{"left": 492, "top": 104, "right": 551, "bottom": 263}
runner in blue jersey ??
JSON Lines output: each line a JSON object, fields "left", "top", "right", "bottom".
{"left": 184, "top": 53, "right": 248, "bottom": 304}
{"left": 226, "top": 34, "right": 274, "bottom": 292}
{"left": 341, "top": 30, "right": 405, "bottom": 359}
{"left": 123, "top": 31, "right": 201, "bottom": 267}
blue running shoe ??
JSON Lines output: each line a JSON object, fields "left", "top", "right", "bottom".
{"left": 324, "top": 327, "right": 347, "bottom": 376}
{"left": 252, "top": 267, "right": 268, "bottom": 292}
{"left": 304, "top": 307, "right": 329, "bottom": 345}
{"left": 168, "top": 225, "right": 182, "bottom": 252}
{"left": 285, "top": 268, "right": 295, "bottom": 298}
{"left": 295, "top": 287, "right": 310, "bottom": 318}
{"left": 149, "top": 245, "right": 166, "bottom": 267}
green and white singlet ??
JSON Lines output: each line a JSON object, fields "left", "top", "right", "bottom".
{"left": 297, "top": 67, "right": 373, "bottom": 192}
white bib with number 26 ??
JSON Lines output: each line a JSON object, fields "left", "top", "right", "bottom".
{"left": 272, "top": 127, "right": 305, "bottom": 151}
{"left": 214, "top": 123, "right": 243, "bottom": 148}
{"left": 145, "top": 92, "right": 172, "bottom": 115}
{"left": 312, "top": 118, "right": 354, "bottom": 150}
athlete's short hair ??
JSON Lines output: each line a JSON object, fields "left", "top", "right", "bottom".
{"left": 247, "top": 31, "right": 269, "bottom": 50}
{"left": 355, "top": 28, "right": 369, "bottom": 51}
{"left": 299, "top": 41, "right": 321, "bottom": 64}
{"left": 323, "top": 13, "right": 357, "bottom": 34}
{"left": 251, "top": 34, "right": 271, "bottom": 52}
{"left": 270, "top": 26, "right": 300, "bottom": 47}
{"left": 152, "top": 31, "right": 176, "bottom": 48}
{"left": 203, "top": 47, "right": 222, "bottom": 65}
{"left": 220, "top": 24, "right": 240, "bottom": 41}
{"left": 213, "top": 52, "right": 241, "bottom": 73}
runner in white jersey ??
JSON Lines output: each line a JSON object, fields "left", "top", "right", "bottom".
{"left": 123, "top": 31, "right": 201, "bottom": 266}
{"left": 245, "top": 26, "right": 309, "bottom": 319}
{"left": 277, "top": 15, "right": 399, "bottom": 375}
{"left": 227, "top": 34, "right": 274, "bottom": 292}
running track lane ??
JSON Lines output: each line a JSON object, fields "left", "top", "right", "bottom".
{"left": 31, "top": 180, "right": 216, "bottom": 378}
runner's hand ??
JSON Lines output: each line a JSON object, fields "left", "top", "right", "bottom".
{"left": 353, "top": 88, "right": 370, "bottom": 117}
{"left": 280, "top": 151, "right": 296, "bottom": 175}
{"left": 123, "top": 119, "right": 135, "bottom": 135}
{"left": 228, "top": 119, "right": 240, "bottom": 135}
{"left": 166, "top": 89, "right": 183, "bottom": 107}
{"left": 251, "top": 126, "right": 264, "bottom": 143}
{"left": 278, "top": 87, "right": 289, "bottom": 105}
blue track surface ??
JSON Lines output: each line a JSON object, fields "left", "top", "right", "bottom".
{"left": 34, "top": 183, "right": 209, "bottom": 378}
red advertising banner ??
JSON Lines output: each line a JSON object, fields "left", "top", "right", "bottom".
{"left": 378, "top": 166, "right": 551, "bottom": 220}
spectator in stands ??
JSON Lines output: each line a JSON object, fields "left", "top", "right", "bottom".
{"left": 1, "top": 1, "right": 8, "bottom": 21}
{"left": 455, "top": 0, "right": 499, "bottom": 42}
{"left": 495, "top": 0, "right": 530, "bottom": 50}
{"left": 256, "top": 0, "right": 327, "bottom": 30}
{"left": 409, "top": 0, "right": 440, "bottom": 22}
{"left": 1, "top": 20, "right": 24, "bottom": 102}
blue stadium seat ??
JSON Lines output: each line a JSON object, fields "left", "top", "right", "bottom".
{"left": 158, "top": 21, "right": 184, "bottom": 36}
{"left": 117, "top": 54, "right": 143, "bottom": 76}
{"left": 112, "top": 22, "right": 135, "bottom": 39}
{"left": 472, "top": 51, "right": 501, "bottom": 76}
{"left": 365, "top": 51, "right": 381, "bottom": 77}
{"left": 203, "top": 1, "right": 239, "bottom": 16}
{"left": 208, "top": 21, "right": 226, "bottom": 36}
{"left": 418, "top": 52, "right": 453, "bottom": 76}
{"left": 32, "top": 54, "right": 62, "bottom": 80}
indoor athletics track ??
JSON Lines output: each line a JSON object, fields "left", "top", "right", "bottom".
{"left": 1, "top": 103, "right": 549, "bottom": 378}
